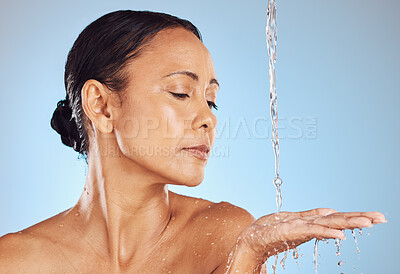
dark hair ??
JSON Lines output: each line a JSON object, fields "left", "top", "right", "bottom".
{"left": 50, "top": 10, "right": 202, "bottom": 162}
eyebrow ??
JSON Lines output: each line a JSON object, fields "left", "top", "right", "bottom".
{"left": 163, "top": 70, "right": 220, "bottom": 88}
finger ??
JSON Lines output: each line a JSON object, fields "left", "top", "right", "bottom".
{"left": 309, "top": 215, "right": 373, "bottom": 230}
{"left": 254, "top": 209, "right": 339, "bottom": 226}
{"left": 328, "top": 211, "right": 387, "bottom": 224}
{"left": 304, "top": 223, "right": 346, "bottom": 240}
{"left": 297, "top": 208, "right": 338, "bottom": 218}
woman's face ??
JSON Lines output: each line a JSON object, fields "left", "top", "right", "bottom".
{"left": 113, "top": 27, "right": 219, "bottom": 186}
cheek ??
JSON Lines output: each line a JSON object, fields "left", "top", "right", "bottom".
{"left": 113, "top": 100, "right": 206, "bottom": 184}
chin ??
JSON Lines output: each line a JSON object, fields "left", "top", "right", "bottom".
{"left": 167, "top": 168, "right": 205, "bottom": 187}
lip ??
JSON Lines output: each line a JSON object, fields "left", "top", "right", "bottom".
{"left": 182, "top": 145, "right": 210, "bottom": 160}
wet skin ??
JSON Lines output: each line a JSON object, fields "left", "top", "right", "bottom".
{"left": 0, "top": 27, "right": 386, "bottom": 273}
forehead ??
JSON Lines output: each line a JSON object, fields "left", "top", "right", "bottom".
{"left": 131, "top": 27, "right": 215, "bottom": 77}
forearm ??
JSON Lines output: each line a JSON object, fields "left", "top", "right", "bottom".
{"left": 212, "top": 240, "right": 264, "bottom": 274}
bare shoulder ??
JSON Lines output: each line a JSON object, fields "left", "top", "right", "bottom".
{"left": 0, "top": 211, "right": 71, "bottom": 272}
{"left": 0, "top": 231, "right": 53, "bottom": 272}
{"left": 169, "top": 191, "right": 255, "bottom": 225}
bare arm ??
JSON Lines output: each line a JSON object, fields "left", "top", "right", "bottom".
{"left": 212, "top": 208, "right": 387, "bottom": 274}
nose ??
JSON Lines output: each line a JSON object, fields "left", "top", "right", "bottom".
{"left": 191, "top": 100, "right": 217, "bottom": 132}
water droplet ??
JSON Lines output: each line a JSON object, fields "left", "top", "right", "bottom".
{"left": 211, "top": 242, "right": 215, "bottom": 245}
{"left": 292, "top": 247, "right": 299, "bottom": 259}
{"left": 205, "top": 216, "right": 208, "bottom": 219}
{"left": 171, "top": 216, "right": 176, "bottom": 221}
{"left": 162, "top": 258, "right": 166, "bottom": 262}
{"left": 335, "top": 238, "right": 342, "bottom": 256}
{"left": 18, "top": 231, "right": 22, "bottom": 234}
{"left": 206, "top": 233, "right": 212, "bottom": 236}
{"left": 74, "top": 212, "right": 80, "bottom": 216}
{"left": 358, "top": 228, "right": 363, "bottom": 236}
{"left": 216, "top": 218, "right": 219, "bottom": 221}
{"left": 59, "top": 223, "right": 64, "bottom": 227}
{"left": 338, "top": 260, "right": 343, "bottom": 266}
{"left": 321, "top": 239, "right": 329, "bottom": 244}
{"left": 195, "top": 200, "right": 199, "bottom": 204}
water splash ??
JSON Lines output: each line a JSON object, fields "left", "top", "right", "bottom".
{"left": 351, "top": 229, "right": 361, "bottom": 253}
{"left": 266, "top": 0, "right": 282, "bottom": 214}
{"left": 334, "top": 238, "right": 342, "bottom": 256}
{"left": 271, "top": 254, "right": 279, "bottom": 274}
{"left": 280, "top": 250, "right": 288, "bottom": 270}
{"left": 313, "top": 239, "right": 319, "bottom": 274}
{"left": 292, "top": 247, "right": 299, "bottom": 259}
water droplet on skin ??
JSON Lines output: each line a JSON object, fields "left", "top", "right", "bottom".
{"left": 74, "top": 212, "right": 80, "bottom": 216}
{"left": 205, "top": 216, "right": 208, "bottom": 219}
{"left": 250, "top": 233, "right": 254, "bottom": 237}
{"left": 207, "top": 205, "right": 211, "bottom": 208}
{"left": 162, "top": 258, "right": 166, "bottom": 262}
{"left": 171, "top": 216, "right": 176, "bottom": 221}
{"left": 195, "top": 200, "right": 199, "bottom": 204}
{"left": 216, "top": 218, "right": 219, "bottom": 221}
{"left": 59, "top": 223, "right": 64, "bottom": 227}
{"left": 338, "top": 260, "right": 343, "bottom": 266}
{"left": 18, "top": 231, "right": 22, "bottom": 234}
{"left": 237, "top": 225, "right": 240, "bottom": 228}
{"left": 206, "top": 233, "right": 212, "bottom": 236}
{"left": 211, "top": 242, "right": 215, "bottom": 245}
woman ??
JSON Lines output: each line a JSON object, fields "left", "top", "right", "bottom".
{"left": 0, "top": 10, "right": 385, "bottom": 273}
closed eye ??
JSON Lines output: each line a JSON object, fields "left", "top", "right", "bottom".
{"left": 169, "top": 92, "right": 189, "bottom": 99}
{"left": 169, "top": 92, "right": 218, "bottom": 110}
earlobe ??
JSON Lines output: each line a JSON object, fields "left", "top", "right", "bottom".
{"left": 81, "top": 79, "right": 114, "bottom": 134}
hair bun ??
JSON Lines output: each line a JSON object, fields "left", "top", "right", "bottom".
{"left": 50, "top": 99, "right": 81, "bottom": 152}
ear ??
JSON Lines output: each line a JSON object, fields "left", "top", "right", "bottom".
{"left": 81, "top": 79, "right": 115, "bottom": 134}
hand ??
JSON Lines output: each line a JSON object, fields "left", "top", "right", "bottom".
{"left": 236, "top": 208, "right": 386, "bottom": 265}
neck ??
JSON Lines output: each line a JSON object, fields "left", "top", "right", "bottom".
{"left": 68, "top": 146, "right": 173, "bottom": 268}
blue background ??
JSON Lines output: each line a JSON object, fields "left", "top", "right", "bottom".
{"left": 0, "top": 0, "right": 398, "bottom": 273}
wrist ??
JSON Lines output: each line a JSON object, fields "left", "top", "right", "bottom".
{"left": 224, "top": 237, "right": 265, "bottom": 274}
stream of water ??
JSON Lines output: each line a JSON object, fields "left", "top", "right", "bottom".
{"left": 264, "top": 1, "right": 362, "bottom": 273}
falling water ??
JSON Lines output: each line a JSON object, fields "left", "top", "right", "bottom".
{"left": 266, "top": 0, "right": 282, "bottom": 214}
{"left": 313, "top": 239, "right": 319, "bottom": 274}
{"left": 264, "top": 1, "right": 369, "bottom": 273}
{"left": 351, "top": 229, "right": 361, "bottom": 253}
{"left": 265, "top": 0, "right": 283, "bottom": 272}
